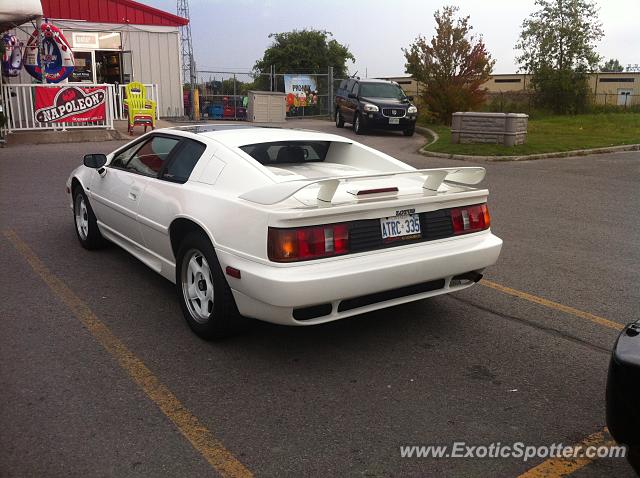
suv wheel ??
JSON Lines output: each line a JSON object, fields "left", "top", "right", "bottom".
{"left": 335, "top": 109, "right": 344, "bottom": 128}
{"left": 629, "top": 447, "right": 640, "bottom": 474}
{"left": 353, "top": 112, "right": 364, "bottom": 135}
{"left": 403, "top": 126, "right": 415, "bottom": 137}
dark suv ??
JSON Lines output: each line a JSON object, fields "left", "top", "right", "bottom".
{"left": 334, "top": 78, "right": 418, "bottom": 136}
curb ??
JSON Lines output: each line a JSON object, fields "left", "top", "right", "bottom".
{"left": 5, "top": 128, "right": 126, "bottom": 146}
{"left": 415, "top": 125, "right": 439, "bottom": 147}
{"left": 414, "top": 125, "right": 640, "bottom": 162}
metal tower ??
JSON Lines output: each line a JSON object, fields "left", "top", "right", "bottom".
{"left": 177, "top": 0, "right": 196, "bottom": 116}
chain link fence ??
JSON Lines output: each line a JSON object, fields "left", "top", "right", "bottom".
{"left": 186, "top": 70, "right": 269, "bottom": 120}
{"left": 183, "top": 68, "right": 337, "bottom": 120}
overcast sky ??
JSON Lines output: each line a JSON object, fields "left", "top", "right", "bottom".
{"left": 147, "top": 0, "right": 639, "bottom": 77}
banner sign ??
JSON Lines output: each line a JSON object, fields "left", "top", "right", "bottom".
{"left": 284, "top": 74, "right": 318, "bottom": 107}
{"left": 35, "top": 86, "right": 107, "bottom": 123}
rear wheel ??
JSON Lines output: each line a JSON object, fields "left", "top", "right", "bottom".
{"left": 176, "top": 231, "right": 247, "bottom": 340}
{"left": 353, "top": 112, "right": 364, "bottom": 135}
{"left": 629, "top": 447, "right": 640, "bottom": 474}
{"left": 73, "top": 186, "right": 106, "bottom": 250}
{"left": 335, "top": 108, "right": 344, "bottom": 128}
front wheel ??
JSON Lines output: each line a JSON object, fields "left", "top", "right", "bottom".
{"left": 176, "top": 232, "right": 247, "bottom": 340}
{"left": 335, "top": 108, "right": 344, "bottom": 128}
{"left": 73, "top": 186, "right": 106, "bottom": 250}
{"left": 353, "top": 112, "right": 364, "bottom": 135}
{"left": 403, "top": 126, "right": 415, "bottom": 137}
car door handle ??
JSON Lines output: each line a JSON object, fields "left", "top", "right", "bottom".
{"left": 129, "top": 186, "right": 140, "bottom": 201}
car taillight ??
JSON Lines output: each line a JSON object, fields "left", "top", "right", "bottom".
{"left": 268, "top": 223, "right": 349, "bottom": 262}
{"left": 450, "top": 203, "right": 491, "bottom": 235}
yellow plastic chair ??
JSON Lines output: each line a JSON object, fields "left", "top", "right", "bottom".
{"left": 123, "top": 82, "right": 157, "bottom": 135}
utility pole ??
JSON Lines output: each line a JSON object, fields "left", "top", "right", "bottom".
{"left": 177, "top": 0, "right": 196, "bottom": 119}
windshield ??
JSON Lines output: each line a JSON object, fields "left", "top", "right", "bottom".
{"left": 359, "top": 83, "right": 406, "bottom": 100}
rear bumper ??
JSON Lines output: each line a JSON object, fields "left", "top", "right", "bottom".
{"left": 216, "top": 231, "right": 502, "bottom": 325}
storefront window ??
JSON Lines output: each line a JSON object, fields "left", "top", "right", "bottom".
{"left": 66, "top": 31, "right": 123, "bottom": 84}
{"left": 70, "top": 51, "right": 94, "bottom": 82}
{"left": 98, "top": 32, "right": 122, "bottom": 50}
{"left": 69, "top": 31, "right": 121, "bottom": 50}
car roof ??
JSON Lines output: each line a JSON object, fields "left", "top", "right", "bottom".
{"left": 166, "top": 124, "right": 353, "bottom": 148}
{"left": 341, "top": 78, "right": 395, "bottom": 85}
{"left": 358, "top": 79, "right": 397, "bottom": 84}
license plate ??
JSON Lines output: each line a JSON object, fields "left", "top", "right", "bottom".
{"left": 380, "top": 213, "right": 421, "bottom": 240}
{"left": 388, "top": 117, "right": 400, "bottom": 124}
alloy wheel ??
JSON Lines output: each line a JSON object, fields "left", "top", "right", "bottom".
{"left": 74, "top": 194, "right": 89, "bottom": 240}
{"left": 181, "top": 249, "right": 215, "bottom": 323}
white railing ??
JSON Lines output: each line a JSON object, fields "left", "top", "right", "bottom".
{"left": 1, "top": 83, "right": 116, "bottom": 133}
{"left": 114, "top": 83, "right": 160, "bottom": 121}
{"left": 0, "top": 82, "right": 160, "bottom": 134}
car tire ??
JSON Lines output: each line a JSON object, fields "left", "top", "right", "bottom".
{"left": 629, "top": 447, "right": 640, "bottom": 474}
{"left": 403, "top": 126, "right": 415, "bottom": 137}
{"left": 175, "top": 231, "right": 247, "bottom": 340}
{"left": 353, "top": 112, "right": 364, "bottom": 135}
{"left": 335, "top": 108, "right": 345, "bottom": 128}
{"left": 73, "top": 186, "right": 107, "bottom": 250}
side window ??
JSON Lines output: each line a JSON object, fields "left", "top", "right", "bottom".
{"left": 110, "top": 141, "right": 143, "bottom": 169}
{"left": 351, "top": 82, "right": 359, "bottom": 96}
{"left": 126, "top": 136, "right": 181, "bottom": 176}
{"left": 162, "top": 139, "right": 207, "bottom": 183}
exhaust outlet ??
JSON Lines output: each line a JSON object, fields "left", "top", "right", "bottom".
{"left": 451, "top": 271, "right": 484, "bottom": 284}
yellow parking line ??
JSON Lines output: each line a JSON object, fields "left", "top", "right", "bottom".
{"left": 480, "top": 279, "right": 624, "bottom": 332}
{"left": 4, "top": 229, "right": 252, "bottom": 478}
{"left": 517, "top": 429, "right": 616, "bottom": 478}
{"left": 480, "top": 281, "right": 624, "bottom": 476}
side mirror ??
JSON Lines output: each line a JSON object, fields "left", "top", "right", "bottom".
{"left": 406, "top": 96, "right": 414, "bottom": 101}
{"left": 83, "top": 153, "right": 107, "bottom": 169}
{"left": 348, "top": 93, "right": 357, "bottom": 99}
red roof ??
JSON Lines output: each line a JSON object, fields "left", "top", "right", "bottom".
{"left": 41, "top": 0, "right": 189, "bottom": 26}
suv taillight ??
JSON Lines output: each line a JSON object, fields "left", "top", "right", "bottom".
{"left": 268, "top": 223, "right": 350, "bottom": 262}
{"left": 450, "top": 204, "right": 491, "bottom": 235}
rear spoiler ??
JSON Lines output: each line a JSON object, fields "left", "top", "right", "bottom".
{"left": 239, "top": 167, "right": 486, "bottom": 205}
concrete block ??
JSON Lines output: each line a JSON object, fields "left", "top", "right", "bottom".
{"left": 451, "top": 112, "right": 528, "bottom": 146}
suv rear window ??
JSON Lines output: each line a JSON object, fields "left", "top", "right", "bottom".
{"left": 240, "top": 141, "right": 330, "bottom": 164}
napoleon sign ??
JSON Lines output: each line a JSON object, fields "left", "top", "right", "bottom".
{"left": 35, "top": 86, "right": 106, "bottom": 123}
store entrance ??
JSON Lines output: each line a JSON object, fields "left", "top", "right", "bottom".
{"left": 95, "top": 51, "right": 122, "bottom": 84}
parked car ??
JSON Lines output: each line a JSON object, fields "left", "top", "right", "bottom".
{"left": 335, "top": 78, "right": 418, "bottom": 136}
{"left": 606, "top": 319, "right": 640, "bottom": 473}
{"left": 66, "top": 124, "right": 501, "bottom": 339}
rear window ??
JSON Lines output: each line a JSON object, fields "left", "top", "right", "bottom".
{"left": 240, "top": 141, "right": 330, "bottom": 164}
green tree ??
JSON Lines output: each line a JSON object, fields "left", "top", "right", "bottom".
{"left": 601, "top": 58, "right": 624, "bottom": 72}
{"left": 516, "top": 0, "right": 604, "bottom": 114}
{"left": 253, "top": 29, "right": 355, "bottom": 90}
{"left": 403, "top": 6, "right": 494, "bottom": 123}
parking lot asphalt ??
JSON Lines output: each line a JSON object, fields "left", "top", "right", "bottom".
{"left": 1, "top": 119, "right": 638, "bottom": 477}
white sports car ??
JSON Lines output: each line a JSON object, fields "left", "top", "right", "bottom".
{"left": 66, "top": 124, "right": 502, "bottom": 339}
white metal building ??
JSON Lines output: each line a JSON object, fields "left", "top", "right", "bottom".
{"left": 7, "top": 0, "right": 187, "bottom": 117}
